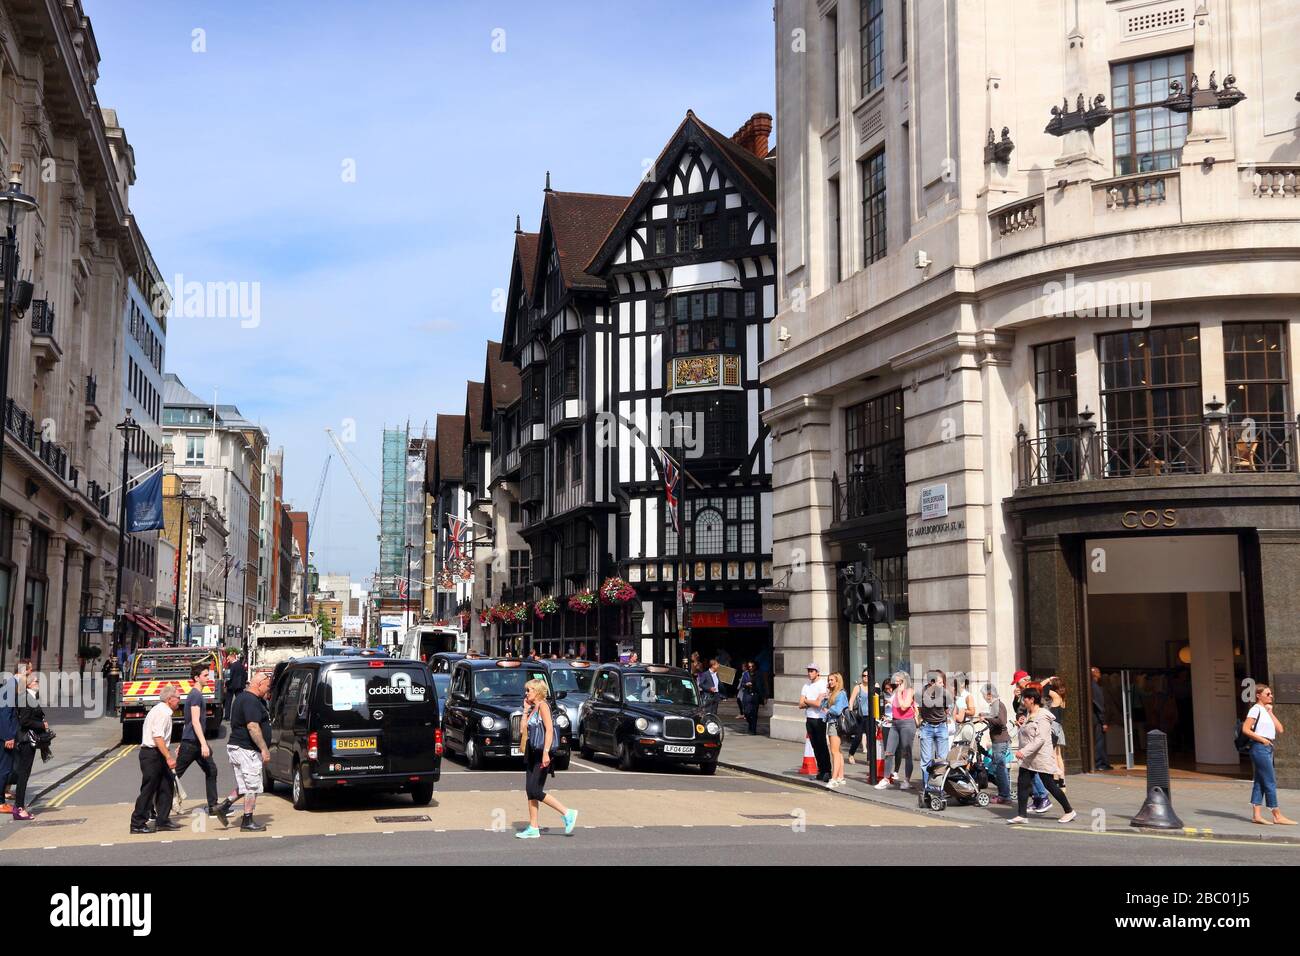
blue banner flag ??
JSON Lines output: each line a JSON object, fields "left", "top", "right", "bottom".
{"left": 126, "top": 469, "right": 165, "bottom": 532}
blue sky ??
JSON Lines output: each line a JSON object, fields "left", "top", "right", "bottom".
{"left": 87, "top": 0, "right": 775, "bottom": 583}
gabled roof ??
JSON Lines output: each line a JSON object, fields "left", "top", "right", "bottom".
{"left": 481, "top": 340, "right": 520, "bottom": 430}
{"left": 535, "top": 189, "right": 630, "bottom": 293}
{"left": 516, "top": 231, "right": 539, "bottom": 298}
{"left": 585, "top": 111, "right": 776, "bottom": 276}
{"left": 464, "top": 382, "right": 488, "bottom": 444}
{"left": 435, "top": 414, "right": 466, "bottom": 484}
{"left": 425, "top": 438, "right": 437, "bottom": 489}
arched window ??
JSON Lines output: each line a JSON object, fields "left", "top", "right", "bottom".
{"left": 693, "top": 507, "right": 724, "bottom": 555}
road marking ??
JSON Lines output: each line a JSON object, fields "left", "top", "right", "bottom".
{"left": 46, "top": 746, "right": 136, "bottom": 808}
{"left": 1014, "top": 825, "right": 1298, "bottom": 848}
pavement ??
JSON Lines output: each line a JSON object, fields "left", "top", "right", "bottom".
{"left": 715, "top": 718, "right": 1300, "bottom": 844}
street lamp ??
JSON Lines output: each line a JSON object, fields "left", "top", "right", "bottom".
{"left": 0, "top": 164, "right": 39, "bottom": 498}
{"left": 113, "top": 409, "right": 141, "bottom": 652}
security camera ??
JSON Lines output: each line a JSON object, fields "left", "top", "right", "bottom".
{"left": 914, "top": 250, "right": 931, "bottom": 270}
{"left": 776, "top": 326, "right": 791, "bottom": 345}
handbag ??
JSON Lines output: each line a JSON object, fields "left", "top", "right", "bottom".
{"left": 1234, "top": 714, "right": 1258, "bottom": 755}
{"left": 837, "top": 708, "right": 860, "bottom": 738}
{"left": 526, "top": 707, "right": 560, "bottom": 754}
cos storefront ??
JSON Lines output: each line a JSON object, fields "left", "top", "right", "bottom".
{"left": 1009, "top": 479, "right": 1300, "bottom": 786}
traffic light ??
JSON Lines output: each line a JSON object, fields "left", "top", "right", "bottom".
{"left": 841, "top": 560, "right": 891, "bottom": 625}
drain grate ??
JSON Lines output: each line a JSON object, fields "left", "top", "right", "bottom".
{"left": 372, "top": 814, "right": 431, "bottom": 824}
{"left": 29, "top": 818, "right": 87, "bottom": 827}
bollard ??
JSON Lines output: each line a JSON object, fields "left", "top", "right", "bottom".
{"left": 1130, "top": 730, "right": 1184, "bottom": 829}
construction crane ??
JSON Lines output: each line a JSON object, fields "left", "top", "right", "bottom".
{"left": 325, "top": 426, "right": 382, "bottom": 528}
{"left": 303, "top": 455, "right": 331, "bottom": 564}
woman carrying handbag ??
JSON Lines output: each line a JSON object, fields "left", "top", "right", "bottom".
{"left": 515, "top": 678, "right": 579, "bottom": 839}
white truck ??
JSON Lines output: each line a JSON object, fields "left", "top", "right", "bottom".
{"left": 247, "top": 618, "right": 323, "bottom": 675}
{"left": 399, "top": 623, "right": 466, "bottom": 662}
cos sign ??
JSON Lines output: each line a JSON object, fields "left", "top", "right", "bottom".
{"left": 1122, "top": 508, "right": 1177, "bottom": 530}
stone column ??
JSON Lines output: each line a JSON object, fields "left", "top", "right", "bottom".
{"left": 60, "top": 543, "right": 85, "bottom": 672}
{"left": 763, "top": 394, "right": 835, "bottom": 742}
{"left": 42, "top": 534, "right": 66, "bottom": 672}
{"left": 3, "top": 515, "right": 31, "bottom": 670}
{"left": 1024, "top": 533, "right": 1087, "bottom": 773}
{"left": 1257, "top": 529, "right": 1300, "bottom": 789}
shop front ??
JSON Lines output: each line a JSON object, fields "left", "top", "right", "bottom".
{"left": 1009, "top": 478, "right": 1300, "bottom": 785}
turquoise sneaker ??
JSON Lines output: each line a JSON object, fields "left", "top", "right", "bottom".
{"left": 514, "top": 826, "right": 540, "bottom": 839}
{"left": 563, "top": 809, "right": 578, "bottom": 835}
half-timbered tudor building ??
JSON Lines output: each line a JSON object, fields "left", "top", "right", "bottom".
{"left": 586, "top": 111, "right": 778, "bottom": 668}
{"left": 460, "top": 380, "right": 492, "bottom": 651}
{"left": 428, "top": 413, "right": 469, "bottom": 626}
{"left": 481, "top": 337, "right": 527, "bottom": 655}
{"left": 500, "top": 185, "right": 630, "bottom": 659}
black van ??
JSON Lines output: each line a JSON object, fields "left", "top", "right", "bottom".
{"left": 264, "top": 657, "right": 442, "bottom": 810}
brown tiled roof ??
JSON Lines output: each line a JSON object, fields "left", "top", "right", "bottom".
{"left": 486, "top": 339, "right": 520, "bottom": 408}
{"left": 695, "top": 114, "right": 776, "bottom": 207}
{"left": 545, "top": 190, "right": 630, "bottom": 291}
{"left": 425, "top": 438, "right": 437, "bottom": 488}
{"left": 516, "top": 232, "right": 539, "bottom": 297}
{"left": 435, "top": 414, "right": 466, "bottom": 483}
{"left": 465, "top": 381, "right": 488, "bottom": 443}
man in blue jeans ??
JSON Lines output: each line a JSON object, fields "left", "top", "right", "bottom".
{"left": 982, "top": 683, "right": 1013, "bottom": 803}
{"left": 918, "top": 672, "right": 951, "bottom": 791}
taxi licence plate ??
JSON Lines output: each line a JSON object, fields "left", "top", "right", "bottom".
{"left": 510, "top": 746, "right": 523, "bottom": 757}
{"left": 334, "top": 737, "right": 377, "bottom": 752}
{"left": 664, "top": 744, "right": 695, "bottom": 755}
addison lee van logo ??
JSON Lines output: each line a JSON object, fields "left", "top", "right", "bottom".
{"left": 49, "top": 887, "right": 151, "bottom": 937}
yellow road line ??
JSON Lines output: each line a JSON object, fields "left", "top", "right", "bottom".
{"left": 1015, "top": 824, "right": 1299, "bottom": 848}
{"left": 46, "top": 746, "right": 136, "bottom": 808}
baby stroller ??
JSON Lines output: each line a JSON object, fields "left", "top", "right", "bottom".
{"left": 920, "top": 720, "right": 991, "bottom": 811}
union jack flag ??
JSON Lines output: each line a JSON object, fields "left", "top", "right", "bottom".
{"left": 396, "top": 576, "right": 408, "bottom": 600}
{"left": 663, "top": 453, "right": 680, "bottom": 533}
{"left": 447, "top": 516, "right": 469, "bottom": 560}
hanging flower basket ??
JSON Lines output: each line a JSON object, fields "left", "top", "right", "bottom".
{"left": 508, "top": 601, "right": 530, "bottom": 623}
{"left": 599, "top": 576, "right": 636, "bottom": 605}
{"left": 490, "top": 605, "right": 510, "bottom": 623}
{"left": 534, "top": 595, "right": 559, "bottom": 619}
{"left": 478, "top": 610, "right": 491, "bottom": 627}
{"left": 568, "top": 590, "right": 597, "bottom": 614}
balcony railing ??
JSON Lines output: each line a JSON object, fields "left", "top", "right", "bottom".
{"left": 830, "top": 461, "right": 907, "bottom": 525}
{"left": 30, "top": 299, "right": 55, "bottom": 336}
{"left": 85, "top": 375, "right": 98, "bottom": 406}
{"left": 1015, "top": 418, "right": 1300, "bottom": 488}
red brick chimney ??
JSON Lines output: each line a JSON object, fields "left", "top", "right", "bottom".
{"left": 731, "top": 112, "right": 772, "bottom": 159}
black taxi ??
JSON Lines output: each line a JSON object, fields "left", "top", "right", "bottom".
{"left": 264, "top": 656, "right": 442, "bottom": 810}
{"left": 578, "top": 663, "right": 723, "bottom": 773}
{"left": 441, "top": 658, "right": 572, "bottom": 770}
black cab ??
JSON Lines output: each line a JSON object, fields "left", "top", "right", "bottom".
{"left": 265, "top": 657, "right": 442, "bottom": 810}
{"left": 579, "top": 663, "right": 723, "bottom": 773}
{"left": 442, "top": 658, "right": 571, "bottom": 770}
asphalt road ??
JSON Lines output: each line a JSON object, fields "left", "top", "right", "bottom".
{"left": 3, "top": 724, "right": 1295, "bottom": 865}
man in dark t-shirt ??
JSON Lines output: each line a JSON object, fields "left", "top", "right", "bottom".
{"left": 215, "top": 670, "right": 272, "bottom": 832}
{"left": 173, "top": 661, "right": 223, "bottom": 822}
{"left": 918, "top": 671, "right": 953, "bottom": 792}
{"left": 224, "top": 653, "right": 247, "bottom": 721}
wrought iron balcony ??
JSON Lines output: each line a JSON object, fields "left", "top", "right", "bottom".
{"left": 1015, "top": 418, "right": 1300, "bottom": 488}
{"left": 84, "top": 375, "right": 101, "bottom": 425}
{"left": 830, "top": 459, "right": 907, "bottom": 525}
{"left": 29, "top": 299, "right": 61, "bottom": 367}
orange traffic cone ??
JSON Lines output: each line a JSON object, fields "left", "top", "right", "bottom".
{"left": 797, "top": 734, "right": 818, "bottom": 775}
{"left": 875, "top": 725, "right": 886, "bottom": 780}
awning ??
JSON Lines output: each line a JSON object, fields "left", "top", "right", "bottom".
{"left": 125, "top": 613, "right": 171, "bottom": 637}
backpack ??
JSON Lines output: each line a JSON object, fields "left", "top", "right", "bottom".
{"left": 1234, "top": 711, "right": 1258, "bottom": 755}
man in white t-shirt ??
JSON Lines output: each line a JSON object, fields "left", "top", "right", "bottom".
{"left": 799, "top": 664, "right": 830, "bottom": 782}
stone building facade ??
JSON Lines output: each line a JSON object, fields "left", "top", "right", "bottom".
{"left": 0, "top": 0, "right": 157, "bottom": 670}
{"left": 768, "top": 0, "right": 1300, "bottom": 784}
